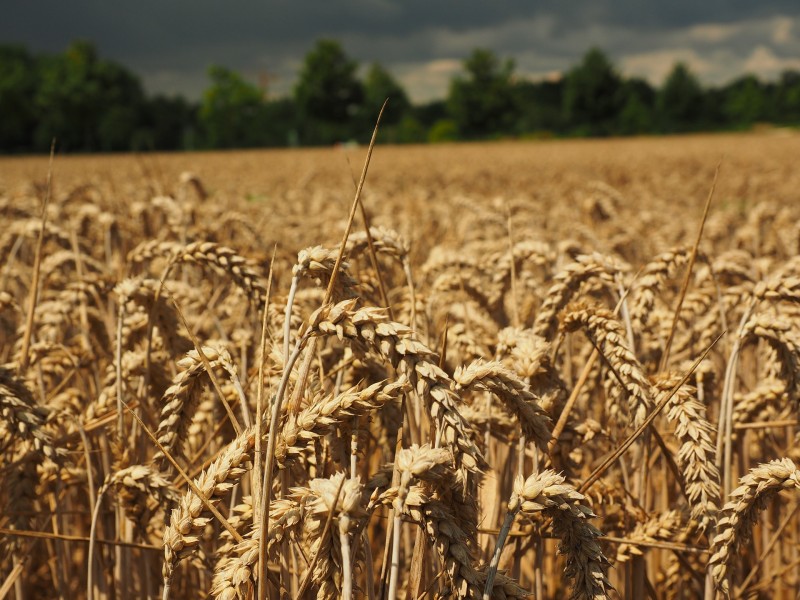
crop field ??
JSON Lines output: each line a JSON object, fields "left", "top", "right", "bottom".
{"left": 1, "top": 131, "right": 800, "bottom": 599}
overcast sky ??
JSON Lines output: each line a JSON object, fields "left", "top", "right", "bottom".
{"left": 3, "top": 1, "right": 800, "bottom": 102}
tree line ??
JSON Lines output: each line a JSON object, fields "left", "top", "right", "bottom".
{"left": 2, "top": 39, "right": 800, "bottom": 153}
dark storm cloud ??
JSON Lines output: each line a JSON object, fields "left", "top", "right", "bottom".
{"left": 3, "top": 1, "right": 800, "bottom": 100}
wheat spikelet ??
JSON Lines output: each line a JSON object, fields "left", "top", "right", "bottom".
{"left": 26, "top": 341, "right": 88, "bottom": 389}
{"left": 370, "top": 444, "right": 493, "bottom": 598}
{"left": 346, "top": 225, "right": 409, "bottom": 263}
{"left": 490, "top": 239, "right": 555, "bottom": 293}
{"left": 532, "top": 253, "right": 619, "bottom": 339}
{"left": 308, "top": 299, "right": 485, "bottom": 472}
{"left": 293, "top": 245, "right": 358, "bottom": 300}
{"left": 655, "top": 374, "right": 720, "bottom": 531}
{"left": 708, "top": 457, "right": 800, "bottom": 595}
{"left": 175, "top": 241, "right": 267, "bottom": 303}
{"left": 402, "top": 486, "right": 482, "bottom": 598}
{"left": 459, "top": 404, "right": 517, "bottom": 439}
{"left": 104, "top": 464, "right": 180, "bottom": 530}
{"left": 215, "top": 496, "right": 254, "bottom": 556}
{"left": 302, "top": 472, "right": 365, "bottom": 599}
{"left": 431, "top": 271, "right": 503, "bottom": 324}
{"left": 0, "top": 218, "right": 76, "bottom": 263}
{"left": 629, "top": 246, "right": 690, "bottom": 333}
{"left": 732, "top": 378, "right": 786, "bottom": 428}
{"left": 754, "top": 274, "right": 800, "bottom": 304}
{"left": 741, "top": 312, "right": 800, "bottom": 397}
{"left": 396, "top": 442, "right": 479, "bottom": 550}
{"left": 422, "top": 246, "right": 485, "bottom": 281}
{"left": 162, "top": 427, "right": 255, "bottom": 591}
{"left": 395, "top": 443, "right": 455, "bottom": 488}
{"left": 561, "top": 301, "right": 653, "bottom": 429}
{"left": 495, "top": 327, "right": 565, "bottom": 414}
{"left": 275, "top": 380, "right": 408, "bottom": 468}
{"left": 128, "top": 239, "right": 182, "bottom": 265}
{"left": 0, "top": 365, "right": 58, "bottom": 460}
{"left": 152, "top": 344, "right": 239, "bottom": 470}
{"left": 446, "top": 322, "right": 492, "bottom": 364}
{"left": 1, "top": 452, "right": 39, "bottom": 557}
{"left": 211, "top": 496, "right": 306, "bottom": 600}
{"left": 615, "top": 510, "right": 683, "bottom": 563}
{"left": 150, "top": 195, "right": 186, "bottom": 230}
{"left": 511, "top": 470, "right": 611, "bottom": 600}
{"left": 453, "top": 359, "right": 551, "bottom": 450}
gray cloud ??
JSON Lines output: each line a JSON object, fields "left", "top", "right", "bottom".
{"left": 2, "top": 2, "right": 800, "bottom": 101}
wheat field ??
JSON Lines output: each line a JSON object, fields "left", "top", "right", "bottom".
{"left": 1, "top": 131, "right": 800, "bottom": 599}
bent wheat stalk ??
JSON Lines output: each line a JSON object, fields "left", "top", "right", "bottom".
{"left": 708, "top": 458, "right": 800, "bottom": 597}
{"left": 484, "top": 470, "right": 611, "bottom": 600}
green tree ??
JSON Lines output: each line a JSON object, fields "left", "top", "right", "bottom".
{"left": 776, "top": 70, "right": 800, "bottom": 123}
{"left": 724, "top": 75, "right": 768, "bottom": 127}
{"left": 34, "top": 40, "right": 145, "bottom": 151}
{"left": 563, "top": 48, "right": 623, "bottom": 135}
{"left": 514, "top": 79, "right": 565, "bottom": 134}
{"left": 657, "top": 63, "right": 703, "bottom": 132}
{"left": 447, "top": 48, "right": 518, "bottom": 138}
{"left": 412, "top": 100, "right": 448, "bottom": 129}
{"left": 294, "top": 39, "right": 364, "bottom": 143}
{"left": 0, "top": 45, "right": 38, "bottom": 152}
{"left": 139, "top": 95, "right": 198, "bottom": 150}
{"left": 618, "top": 78, "right": 655, "bottom": 135}
{"left": 199, "top": 65, "right": 268, "bottom": 148}
{"left": 428, "top": 119, "right": 459, "bottom": 142}
{"left": 260, "top": 97, "right": 298, "bottom": 147}
{"left": 361, "top": 62, "right": 410, "bottom": 125}
{"left": 394, "top": 115, "right": 426, "bottom": 143}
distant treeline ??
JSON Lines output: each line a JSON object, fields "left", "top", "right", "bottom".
{"left": 2, "top": 39, "right": 800, "bottom": 153}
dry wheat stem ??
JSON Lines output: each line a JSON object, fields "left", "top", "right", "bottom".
{"left": 17, "top": 141, "right": 54, "bottom": 374}
{"left": 258, "top": 330, "right": 311, "bottom": 598}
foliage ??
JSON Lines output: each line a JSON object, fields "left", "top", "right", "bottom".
{"left": 361, "top": 62, "right": 411, "bottom": 125}
{"left": 428, "top": 119, "right": 459, "bottom": 143}
{"left": 618, "top": 78, "right": 656, "bottom": 135}
{"left": 776, "top": 71, "right": 800, "bottom": 122}
{"left": 33, "top": 40, "right": 146, "bottom": 151}
{"left": 563, "top": 48, "right": 623, "bottom": 135}
{"left": 137, "top": 95, "right": 198, "bottom": 151}
{"left": 724, "top": 75, "right": 770, "bottom": 126}
{"left": 199, "top": 65, "right": 268, "bottom": 149}
{"left": 0, "top": 45, "right": 38, "bottom": 152}
{"left": 657, "top": 63, "right": 703, "bottom": 132}
{"left": 294, "top": 39, "right": 364, "bottom": 144}
{"left": 447, "top": 49, "right": 518, "bottom": 138}
{"left": 514, "top": 79, "right": 565, "bottom": 135}
{"left": 2, "top": 38, "right": 800, "bottom": 154}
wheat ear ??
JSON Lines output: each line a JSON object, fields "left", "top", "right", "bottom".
{"left": 162, "top": 427, "right": 255, "bottom": 598}
{"left": 308, "top": 299, "right": 485, "bottom": 472}
{"left": 453, "top": 359, "right": 552, "bottom": 451}
{"left": 708, "top": 458, "right": 800, "bottom": 596}
{"left": 487, "top": 470, "right": 611, "bottom": 600}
